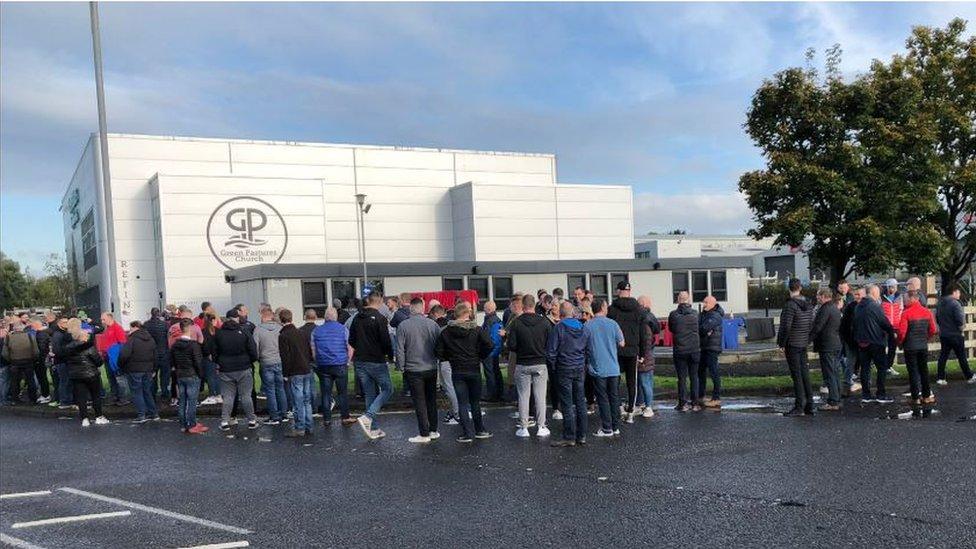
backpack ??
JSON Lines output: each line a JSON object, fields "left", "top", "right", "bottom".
{"left": 2, "top": 332, "right": 38, "bottom": 363}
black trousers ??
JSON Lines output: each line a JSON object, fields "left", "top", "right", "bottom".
{"left": 618, "top": 355, "right": 638, "bottom": 412}
{"left": 72, "top": 376, "right": 103, "bottom": 420}
{"left": 33, "top": 360, "right": 50, "bottom": 398}
{"left": 592, "top": 375, "right": 620, "bottom": 432}
{"left": 9, "top": 364, "right": 38, "bottom": 402}
{"left": 937, "top": 335, "right": 974, "bottom": 380}
{"left": 904, "top": 349, "right": 931, "bottom": 400}
{"left": 785, "top": 346, "right": 813, "bottom": 412}
{"left": 547, "top": 364, "right": 561, "bottom": 412}
{"left": 886, "top": 333, "right": 898, "bottom": 370}
{"left": 857, "top": 343, "right": 888, "bottom": 398}
{"left": 673, "top": 352, "right": 700, "bottom": 407}
{"left": 405, "top": 370, "right": 438, "bottom": 437}
{"left": 452, "top": 371, "right": 485, "bottom": 438}
{"left": 557, "top": 369, "right": 587, "bottom": 442}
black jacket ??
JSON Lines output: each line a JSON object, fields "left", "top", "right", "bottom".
{"left": 608, "top": 297, "right": 646, "bottom": 359}
{"left": 50, "top": 327, "right": 70, "bottom": 362}
{"left": 279, "top": 324, "right": 313, "bottom": 377}
{"left": 143, "top": 316, "right": 169, "bottom": 355}
{"left": 853, "top": 299, "right": 893, "bottom": 347}
{"left": 211, "top": 319, "right": 258, "bottom": 372}
{"left": 506, "top": 313, "right": 552, "bottom": 366}
{"left": 349, "top": 308, "right": 393, "bottom": 363}
{"left": 840, "top": 300, "right": 858, "bottom": 346}
{"left": 668, "top": 303, "right": 700, "bottom": 355}
{"left": 170, "top": 338, "right": 204, "bottom": 379}
{"left": 64, "top": 338, "right": 102, "bottom": 380}
{"left": 299, "top": 322, "right": 317, "bottom": 345}
{"left": 777, "top": 296, "right": 813, "bottom": 349}
{"left": 935, "top": 296, "right": 965, "bottom": 338}
{"left": 435, "top": 320, "right": 493, "bottom": 374}
{"left": 118, "top": 329, "right": 157, "bottom": 374}
{"left": 810, "top": 303, "right": 842, "bottom": 352}
{"left": 33, "top": 329, "right": 51, "bottom": 362}
{"left": 699, "top": 305, "right": 724, "bottom": 353}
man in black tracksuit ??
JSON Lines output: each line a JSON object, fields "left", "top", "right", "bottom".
{"left": 607, "top": 281, "right": 646, "bottom": 422}
{"left": 698, "top": 297, "right": 724, "bottom": 408}
{"left": 810, "top": 288, "right": 843, "bottom": 410}
{"left": 668, "top": 292, "right": 700, "bottom": 411}
{"left": 935, "top": 284, "right": 976, "bottom": 384}
{"left": 854, "top": 285, "right": 894, "bottom": 403}
{"left": 777, "top": 278, "right": 814, "bottom": 416}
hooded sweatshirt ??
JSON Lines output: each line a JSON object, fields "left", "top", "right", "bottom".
{"left": 253, "top": 320, "right": 283, "bottom": 366}
{"left": 545, "top": 318, "right": 587, "bottom": 371}
{"left": 435, "top": 319, "right": 492, "bottom": 374}
{"left": 211, "top": 319, "right": 258, "bottom": 372}
{"left": 395, "top": 313, "right": 441, "bottom": 373}
{"left": 506, "top": 312, "right": 552, "bottom": 366}
{"left": 349, "top": 307, "right": 393, "bottom": 364}
{"left": 668, "top": 303, "right": 700, "bottom": 355}
{"left": 777, "top": 295, "right": 813, "bottom": 349}
{"left": 608, "top": 296, "right": 646, "bottom": 359}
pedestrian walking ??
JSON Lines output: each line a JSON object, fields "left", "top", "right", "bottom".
{"left": 935, "top": 284, "right": 976, "bottom": 385}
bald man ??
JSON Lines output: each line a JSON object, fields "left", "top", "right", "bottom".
{"left": 853, "top": 284, "right": 894, "bottom": 403}
{"left": 698, "top": 296, "right": 724, "bottom": 408}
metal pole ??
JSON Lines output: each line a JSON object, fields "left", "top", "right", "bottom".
{"left": 360, "top": 204, "right": 368, "bottom": 288}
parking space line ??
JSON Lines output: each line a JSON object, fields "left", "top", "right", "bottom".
{"left": 58, "top": 488, "right": 251, "bottom": 535}
{"left": 0, "top": 533, "right": 48, "bottom": 549}
{"left": 0, "top": 491, "right": 52, "bottom": 500}
{"left": 177, "top": 541, "right": 250, "bottom": 549}
{"left": 11, "top": 511, "right": 131, "bottom": 529}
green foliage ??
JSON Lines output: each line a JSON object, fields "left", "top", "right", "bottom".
{"left": 0, "top": 252, "right": 31, "bottom": 311}
{"left": 0, "top": 252, "right": 78, "bottom": 311}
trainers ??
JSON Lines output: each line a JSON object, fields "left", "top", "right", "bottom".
{"left": 132, "top": 417, "right": 149, "bottom": 425}
{"left": 214, "top": 396, "right": 224, "bottom": 404}
{"left": 515, "top": 427, "right": 530, "bottom": 438}
{"left": 219, "top": 422, "right": 231, "bottom": 431}
{"left": 593, "top": 429, "right": 613, "bottom": 438}
{"left": 936, "top": 379, "right": 948, "bottom": 386}
{"left": 341, "top": 417, "right": 357, "bottom": 426}
{"left": 188, "top": 424, "right": 208, "bottom": 434}
{"left": 887, "top": 368, "right": 900, "bottom": 377}
{"left": 641, "top": 407, "right": 655, "bottom": 418}
{"left": 552, "top": 410, "right": 563, "bottom": 421}
{"left": 247, "top": 421, "right": 259, "bottom": 429}
{"left": 369, "top": 429, "right": 386, "bottom": 440}
{"left": 456, "top": 435, "right": 473, "bottom": 443}
{"left": 536, "top": 427, "right": 551, "bottom": 437}
{"left": 443, "top": 414, "right": 459, "bottom": 426}
{"left": 95, "top": 416, "right": 110, "bottom": 425}
{"left": 509, "top": 411, "right": 520, "bottom": 419}
{"left": 263, "top": 419, "right": 281, "bottom": 426}
{"left": 783, "top": 408, "right": 804, "bottom": 417}
{"left": 36, "top": 396, "right": 51, "bottom": 404}
{"left": 612, "top": 429, "right": 621, "bottom": 436}
{"left": 850, "top": 382, "right": 862, "bottom": 393}
{"left": 691, "top": 405, "right": 703, "bottom": 412}
{"left": 358, "top": 415, "right": 373, "bottom": 437}
{"left": 819, "top": 386, "right": 829, "bottom": 395}
{"left": 876, "top": 395, "right": 894, "bottom": 404}
{"left": 817, "top": 404, "right": 841, "bottom": 412}
{"left": 200, "top": 396, "right": 217, "bottom": 405}
{"left": 623, "top": 413, "right": 635, "bottom": 424}
{"left": 474, "top": 431, "right": 493, "bottom": 439}
{"left": 409, "top": 435, "right": 431, "bottom": 444}
{"left": 150, "top": 416, "right": 161, "bottom": 422}
{"left": 81, "top": 418, "right": 91, "bottom": 427}
{"left": 428, "top": 431, "right": 441, "bottom": 440}
{"left": 922, "top": 395, "right": 937, "bottom": 404}
{"left": 968, "top": 375, "right": 976, "bottom": 384}
{"left": 58, "top": 404, "right": 75, "bottom": 410}
{"left": 286, "top": 411, "right": 295, "bottom": 420}
{"left": 704, "top": 399, "right": 721, "bottom": 409}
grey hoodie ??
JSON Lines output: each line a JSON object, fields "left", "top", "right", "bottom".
{"left": 395, "top": 313, "right": 441, "bottom": 373}
{"left": 253, "top": 320, "right": 283, "bottom": 365}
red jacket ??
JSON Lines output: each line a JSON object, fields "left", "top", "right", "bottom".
{"left": 896, "top": 301, "right": 937, "bottom": 351}
{"left": 97, "top": 322, "right": 127, "bottom": 353}
{"left": 882, "top": 295, "right": 904, "bottom": 329}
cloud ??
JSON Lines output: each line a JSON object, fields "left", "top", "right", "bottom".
{"left": 634, "top": 191, "right": 752, "bottom": 235}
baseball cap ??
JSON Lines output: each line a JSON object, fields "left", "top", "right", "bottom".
{"left": 225, "top": 308, "right": 240, "bottom": 319}
{"left": 884, "top": 278, "right": 899, "bottom": 288}
{"left": 616, "top": 281, "right": 631, "bottom": 291}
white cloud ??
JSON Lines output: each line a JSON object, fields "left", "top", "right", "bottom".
{"left": 634, "top": 190, "right": 752, "bottom": 235}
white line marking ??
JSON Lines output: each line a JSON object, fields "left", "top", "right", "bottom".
{"left": 11, "top": 510, "right": 131, "bottom": 529}
{"left": 0, "top": 533, "right": 47, "bottom": 549}
{"left": 0, "top": 491, "right": 52, "bottom": 499}
{"left": 177, "top": 541, "right": 250, "bottom": 549}
{"left": 58, "top": 487, "right": 251, "bottom": 535}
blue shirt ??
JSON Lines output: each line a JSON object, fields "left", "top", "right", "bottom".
{"left": 584, "top": 316, "right": 623, "bottom": 378}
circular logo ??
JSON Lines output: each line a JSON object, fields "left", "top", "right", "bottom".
{"left": 206, "top": 196, "right": 288, "bottom": 270}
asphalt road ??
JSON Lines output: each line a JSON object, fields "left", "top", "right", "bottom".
{"left": 1, "top": 386, "right": 974, "bottom": 549}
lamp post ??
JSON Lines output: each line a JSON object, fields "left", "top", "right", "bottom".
{"left": 355, "top": 193, "right": 371, "bottom": 296}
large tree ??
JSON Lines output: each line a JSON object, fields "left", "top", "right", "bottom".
{"left": 0, "top": 252, "right": 30, "bottom": 311}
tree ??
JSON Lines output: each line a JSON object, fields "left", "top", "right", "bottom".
{"left": 31, "top": 254, "right": 78, "bottom": 310}
{"left": 0, "top": 252, "right": 30, "bottom": 311}
{"left": 667, "top": 229, "right": 687, "bottom": 235}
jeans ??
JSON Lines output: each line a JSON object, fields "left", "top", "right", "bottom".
{"left": 482, "top": 354, "right": 504, "bottom": 401}
{"left": 937, "top": 335, "right": 974, "bottom": 381}
{"left": 638, "top": 371, "right": 654, "bottom": 408}
{"left": 405, "top": 370, "right": 438, "bottom": 436}
{"left": 0, "top": 366, "right": 9, "bottom": 405}
{"left": 54, "top": 363, "right": 73, "bottom": 405}
{"left": 284, "top": 376, "right": 295, "bottom": 414}
{"left": 842, "top": 342, "right": 857, "bottom": 387}
{"left": 697, "top": 350, "right": 721, "bottom": 401}
{"left": 673, "top": 352, "right": 701, "bottom": 407}
{"left": 857, "top": 343, "right": 888, "bottom": 398}
{"left": 219, "top": 369, "right": 256, "bottom": 423}
{"left": 592, "top": 375, "right": 620, "bottom": 433}
{"left": 452, "top": 371, "right": 485, "bottom": 438}
{"left": 316, "top": 365, "right": 349, "bottom": 421}
{"left": 618, "top": 355, "right": 638, "bottom": 413}
{"left": 128, "top": 372, "right": 158, "bottom": 419}
{"left": 155, "top": 350, "right": 171, "bottom": 399}
{"left": 177, "top": 377, "right": 200, "bottom": 428}
{"left": 785, "top": 346, "right": 813, "bottom": 412}
{"left": 438, "top": 362, "right": 459, "bottom": 416}
{"left": 289, "top": 373, "right": 314, "bottom": 432}
{"left": 9, "top": 364, "right": 38, "bottom": 403}
{"left": 819, "top": 349, "right": 842, "bottom": 405}
{"left": 107, "top": 368, "right": 130, "bottom": 402}
{"left": 355, "top": 361, "right": 393, "bottom": 426}
{"left": 515, "top": 364, "right": 548, "bottom": 429}
{"left": 72, "top": 376, "right": 103, "bottom": 420}
{"left": 203, "top": 358, "right": 221, "bottom": 397}
{"left": 886, "top": 333, "right": 898, "bottom": 370}
{"left": 557, "top": 368, "right": 587, "bottom": 441}
{"left": 904, "top": 349, "right": 931, "bottom": 400}
{"left": 260, "top": 363, "right": 287, "bottom": 421}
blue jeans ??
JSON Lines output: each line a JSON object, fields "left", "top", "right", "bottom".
{"left": 155, "top": 350, "right": 171, "bottom": 399}
{"left": 355, "top": 361, "right": 392, "bottom": 426}
{"left": 289, "top": 373, "right": 314, "bottom": 432}
{"left": 638, "top": 371, "right": 654, "bottom": 408}
{"left": 592, "top": 375, "right": 620, "bottom": 433}
{"left": 697, "top": 350, "right": 721, "bottom": 401}
{"left": 260, "top": 363, "right": 287, "bottom": 421}
{"left": 556, "top": 368, "right": 587, "bottom": 441}
{"left": 284, "top": 377, "right": 294, "bottom": 414}
{"left": 177, "top": 377, "right": 200, "bottom": 428}
{"left": 316, "top": 366, "right": 349, "bottom": 421}
{"left": 108, "top": 369, "right": 130, "bottom": 402}
{"left": 203, "top": 358, "right": 221, "bottom": 397}
{"left": 128, "top": 372, "right": 158, "bottom": 419}
{"left": 54, "top": 363, "right": 73, "bottom": 404}
{"left": 0, "top": 366, "right": 10, "bottom": 405}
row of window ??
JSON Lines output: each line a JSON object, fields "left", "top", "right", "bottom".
{"left": 672, "top": 270, "right": 727, "bottom": 302}
{"left": 81, "top": 209, "right": 97, "bottom": 271}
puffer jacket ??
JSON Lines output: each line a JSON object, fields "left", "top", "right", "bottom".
{"left": 668, "top": 303, "right": 700, "bottom": 355}
{"left": 545, "top": 318, "right": 587, "bottom": 371}
{"left": 64, "top": 337, "right": 102, "bottom": 380}
{"left": 170, "top": 337, "right": 204, "bottom": 379}
{"left": 699, "top": 305, "right": 724, "bottom": 353}
{"left": 210, "top": 319, "right": 258, "bottom": 372}
{"left": 435, "top": 319, "right": 492, "bottom": 374}
{"left": 608, "top": 296, "right": 646, "bottom": 359}
{"left": 897, "top": 301, "right": 937, "bottom": 352}
{"left": 118, "top": 329, "right": 157, "bottom": 374}
{"left": 777, "top": 296, "right": 813, "bottom": 349}
{"left": 143, "top": 316, "right": 170, "bottom": 356}
{"left": 881, "top": 294, "right": 904, "bottom": 331}
{"left": 935, "top": 296, "right": 965, "bottom": 338}
{"left": 810, "top": 302, "right": 842, "bottom": 352}
{"left": 853, "top": 298, "right": 893, "bottom": 347}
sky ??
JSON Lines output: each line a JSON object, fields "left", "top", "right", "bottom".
{"left": 2, "top": 2, "right": 973, "bottom": 274}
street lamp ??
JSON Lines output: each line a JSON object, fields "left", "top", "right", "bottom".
{"left": 355, "top": 193, "right": 371, "bottom": 296}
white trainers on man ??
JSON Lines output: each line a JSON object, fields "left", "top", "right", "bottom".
{"left": 551, "top": 410, "right": 563, "bottom": 420}
{"left": 94, "top": 416, "right": 110, "bottom": 425}
{"left": 515, "top": 427, "right": 530, "bottom": 438}
{"left": 428, "top": 431, "right": 441, "bottom": 440}
{"left": 409, "top": 435, "right": 431, "bottom": 444}
{"left": 81, "top": 418, "right": 91, "bottom": 427}
{"left": 887, "top": 368, "right": 900, "bottom": 377}
{"left": 641, "top": 407, "right": 655, "bottom": 418}
{"left": 936, "top": 379, "right": 949, "bottom": 386}
{"left": 357, "top": 415, "right": 373, "bottom": 437}
{"left": 536, "top": 427, "right": 551, "bottom": 437}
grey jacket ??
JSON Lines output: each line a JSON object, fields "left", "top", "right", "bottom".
{"left": 253, "top": 320, "right": 283, "bottom": 365}
{"left": 395, "top": 313, "right": 441, "bottom": 373}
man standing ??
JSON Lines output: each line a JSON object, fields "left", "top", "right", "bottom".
{"left": 397, "top": 298, "right": 442, "bottom": 443}
{"left": 1, "top": 321, "right": 39, "bottom": 404}
{"left": 854, "top": 284, "right": 894, "bottom": 403}
{"left": 546, "top": 301, "right": 588, "bottom": 447}
{"left": 507, "top": 294, "right": 552, "bottom": 438}
{"left": 584, "top": 298, "right": 624, "bottom": 437}
{"left": 118, "top": 321, "right": 159, "bottom": 423}
{"left": 349, "top": 293, "right": 394, "bottom": 440}
{"left": 213, "top": 309, "right": 259, "bottom": 430}
{"left": 777, "top": 278, "right": 814, "bottom": 416}
{"left": 607, "top": 281, "right": 646, "bottom": 423}
{"left": 636, "top": 295, "right": 661, "bottom": 417}
{"left": 435, "top": 302, "right": 494, "bottom": 443}
{"left": 897, "top": 290, "right": 939, "bottom": 405}
{"left": 839, "top": 287, "right": 865, "bottom": 396}
{"left": 500, "top": 294, "right": 523, "bottom": 402}
{"left": 481, "top": 300, "right": 505, "bottom": 402}
{"left": 935, "top": 284, "right": 976, "bottom": 385}
{"left": 311, "top": 307, "right": 355, "bottom": 426}
{"left": 144, "top": 308, "right": 171, "bottom": 403}
{"left": 29, "top": 317, "right": 51, "bottom": 404}
{"left": 698, "top": 296, "right": 724, "bottom": 409}
{"left": 668, "top": 291, "right": 701, "bottom": 411}
{"left": 881, "top": 279, "right": 904, "bottom": 377}
{"left": 100, "top": 312, "right": 129, "bottom": 405}
{"left": 254, "top": 306, "right": 287, "bottom": 425}
{"left": 429, "top": 304, "right": 460, "bottom": 425}
{"left": 810, "top": 288, "right": 843, "bottom": 411}
{"left": 279, "top": 309, "right": 314, "bottom": 438}
{"left": 49, "top": 316, "right": 73, "bottom": 408}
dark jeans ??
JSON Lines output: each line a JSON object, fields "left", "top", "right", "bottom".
{"left": 886, "top": 333, "right": 898, "bottom": 370}
{"left": 697, "top": 350, "right": 721, "bottom": 401}
{"left": 857, "top": 343, "right": 888, "bottom": 398}
{"left": 937, "top": 335, "right": 973, "bottom": 381}
{"left": 8, "top": 364, "right": 38, "bottom": 403}
{"left": 673, "top": 352, "right": 700, "bottom": 407}
{"left": 482, "top": 355, "right": 504, "bottom": 401}
{"left": 904, "top": 349, "right": 931, "bottom": 400}
{"left": 54, "top": 363, "right": 73, "bottom": 404}
{"left": 405, "top": 370, "right": 438, "bottom": 437}
{"left": 72, "top": 376, "right": 103, "bottom": 420}
{"left": 33, "top": 360, "right": 50, "bottom": 398}
{"left": 452, "top": 371, "right": 485, "bottom": 437}
{"left": 818, "top": 349, "right": 842, "bottom": 405}
{"left": 785, "top": 346, "right": 813, "bottom": 412}
{"left": 316, "top": 366, "right": 349, "bottom": 421}
{"left": 592, "top": 375, "right": 620, "bottom": 433}
{"left": 154, "top": 350, "right": 171, "bottom": 399}
{"left": 177, "top": 377, "right": 200, "bottom": 428}
{"left": 547, "top": 364, "right": 561, "bottom": 412}
{"left": 128, "top": 372, "right": 158, "bottom": 419}
{"left": 618, "top": 355, "right": 638, "bottom": 412}
{"left": 557, "top": 368, "right": 587, "bottom": 441}
{"left": 584, "top": 369, "right": 595, "bottom": 405}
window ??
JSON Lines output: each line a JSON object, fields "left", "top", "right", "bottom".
{"left": 81, "top": 209, "right": 97, "bottom": 271}
{"left": 611, "top": 273, "right": 629, "bottom": 297}
{"left": 711, "top": 271, "right": 728, "bottom": 301}
{"left": 443, "top": 277, "right": 464, "bottom": 291}
{"left": 331, "top": 279, "right": 356, "bottom": 308}
{"left": 589, "top": 273, "right": 608, "bottom": 301}
{"left": 672, "top": 271, "right": 689, "bottom": 303}
{"left": 468, "top": 276, "right": 489, "bottom": 309}
{"left": 492, "top": 276, "right": 513, "bottom": 311}
{"left": 302, "top": 281, "right": 327, "bottom": 317}
{"left": 567, "top": 274, "right": 586, "bottom": 293}
{"left": 692, "top": 270, "right": 709, "bottom": 302}
{"left": 366, "top": 279, "right": 384, "bottom": 298}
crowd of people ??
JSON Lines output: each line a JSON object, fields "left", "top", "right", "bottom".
{"left": 2, "top": 275, "right": 974, "bottom": 444}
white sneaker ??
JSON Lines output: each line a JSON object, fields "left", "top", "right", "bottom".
{"left": 551, "top": 410, "right": 563, "bottom": 420}
{"left": 536, "top": 427, "right": 551, "bottom": 437}
{"left": 623, "top": 413, "right": 635, "bottom": 424}
{"left": 428, "top": 431, "right": 441, "bottom": 440}
{"left": 936, "top": 379, "right": 948, "bottom": 386}
{"left": 887, "top": 368, "right": 900, "bottom": 377}
{"left": 515, "top": 427, "right": 530, "bottom": 438}
{"left": 850, "top": 382, "right": 863, "bottom": 393}
{"left": 94, "top": 416, "right": 110, "bottom": 425}
{"left": 409, "top": 435, "right": 431, "bottom": 444}
{"left": 200, "top": 396, "right": 217, "bottom": 405}
{"left": 967, "top": 375, "right": 976, "bottom": 384}
{"left": 642, "top": 407, "right": 655, "bottom": 418}
{"left": 214, "top": 396, "right": 224, "bottom": 404}
{"left": 593, "top": 429, "right": 613, "bottom": 438}
{"left": 369, "top": 429, "right": 386, "bottom": 440}
{"left": 357, "top": 415, "right": 373, "bottom": 437}
{"left": 36, "top": 396, "right": 51, "bottom": 404}
{"left": 81, "top": 418, "right": 91, "bottom": 427}
{"left": 819, "top": 386, "right": 829, "bottom": 395}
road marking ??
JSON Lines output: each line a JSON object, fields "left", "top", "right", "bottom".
{"left": 177, "top": 541, "right": 250, "bottom": 549}
{"left": 0, "top": 533, "right": 48, "bottom": 549}
{"left": 11, "top": 510, "right": 131, "bottom": 529}
{"left": 0, "top": 491, "right": 52, "bottom": 499}
{"left": 58, "top": 487, "right": 251, "bottom": 535}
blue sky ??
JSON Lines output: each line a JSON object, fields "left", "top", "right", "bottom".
{"left": 2, "top": 2, "right": 973, "bottom": 273}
